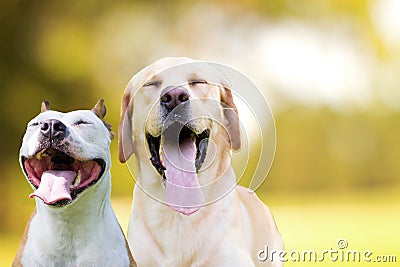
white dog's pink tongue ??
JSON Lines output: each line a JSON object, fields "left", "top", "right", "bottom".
{"left": 163, "top": 136, "right": 204, "bottom": 215}
{"left": 29, "top": 170, "right": 76, "bottom": 204}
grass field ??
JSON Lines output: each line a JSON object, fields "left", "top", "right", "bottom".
{"left": 1, "top": 189, "right": 399, "bottom": 266}
{"left": 265, "top": 189, "right": 400, "bottom": 267}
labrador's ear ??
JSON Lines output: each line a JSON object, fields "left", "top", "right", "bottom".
{"left": 41, "top": 100, "right": 50, "bottom": 112}
{"left": 220, "top": 86, "right": 241, "bottom": 151}
{"left": 118, "top": 91, "right": 135, "bottom": 163}
{"left": 92, "top": 99, "right": 115, "bottom": 140}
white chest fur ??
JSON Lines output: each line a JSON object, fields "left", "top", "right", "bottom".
{"left": 19, "top": 179, "right": 130, "bottom": 267}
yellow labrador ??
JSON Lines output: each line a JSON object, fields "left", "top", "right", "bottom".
{"left": 119, "top": 57, "right": 283, "bottom": 266}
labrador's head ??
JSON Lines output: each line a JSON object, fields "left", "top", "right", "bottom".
{"left": 119, "top": 57, "right": 241, "bottom": 215}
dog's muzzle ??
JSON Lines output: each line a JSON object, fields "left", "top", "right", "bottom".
{"left": 147, "top": 87, "right": 211, "bottom": 179}
{"left": 21, "top": 119, "right": 106, "bottom": 207}
{"left": 145, "top": 87, "right": 210, "bottom": 215}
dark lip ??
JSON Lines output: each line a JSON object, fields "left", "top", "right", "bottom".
{"left": 146, "top": 123, "right": 210, "bottom": 180}
{"left": 21, "top": 148, "right": 106, "bottom": 207}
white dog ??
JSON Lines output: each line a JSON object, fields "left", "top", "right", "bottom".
{"left": 13, "top": 100, "right": 136, "bottom": 267}
{"left": 119, "top": 57, "right": 283, "bottom": 266}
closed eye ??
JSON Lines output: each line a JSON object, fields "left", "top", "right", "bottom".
{"left": 29, "top": 122, "right": 39, "bottom": 127}
{"left": 143, "top": 80, "right": 161, "bottom": 87}
{"left": 73, "top": 120, "right": 91, "bottom": 126}
{"left": 189, "top": 80, "right": 208, "bottom": 86}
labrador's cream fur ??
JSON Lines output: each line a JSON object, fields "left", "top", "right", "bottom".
{"left": 119, "top": 57, "right": 283, "bottom": 266}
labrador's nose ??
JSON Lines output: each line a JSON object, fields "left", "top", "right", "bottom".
{"left": 160, "top": 87, "right": 189, "bottom": 111}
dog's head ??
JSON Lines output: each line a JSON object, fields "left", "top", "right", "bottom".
{"left": 119, "top": 57, "right": 241, "bottom": 215}
{"left": 20, "top": 99, "right": 114, "bottom": 207}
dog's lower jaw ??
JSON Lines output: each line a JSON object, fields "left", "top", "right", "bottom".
{"left": 19, "top": 173, "right": 131, "bottom": 267}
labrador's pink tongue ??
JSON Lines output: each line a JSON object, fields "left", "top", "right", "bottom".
{"left": 163, "top": 135, "right": 204, "bottom": 216}
{"left": 29, "top": 170, "right": 76, "bottom": 204}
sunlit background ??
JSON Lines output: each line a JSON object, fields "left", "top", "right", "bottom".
{"left": 1, "top": 0, "right": 399, "bottom": 266}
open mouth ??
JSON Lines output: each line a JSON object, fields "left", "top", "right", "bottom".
{"left": 146, "top": 124, "right": 210, "bottom": 180}
{"left": 21, "top": 148, "right": 106, "bottom": 206}
{"left": 146, "top": 122, "right": 209, "bottom": 215}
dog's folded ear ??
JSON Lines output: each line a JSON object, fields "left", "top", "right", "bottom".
{"left": 220, "top": 86, "right": 241, "bottom": 152}
{"left": 41, "top": 100, "right": 50, "bottom": 112}
{"left": 92, "top": 99, "right": 115, "bottom": 140}
{"left": 118, "top": 91, "right": 135, "bottom": 163}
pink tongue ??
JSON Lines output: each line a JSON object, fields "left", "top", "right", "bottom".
{"left": 29, "top": 170, "right": 77, "bottom": 204}
{"left": 163, "top": 130, "right": 204, "bottom": 215}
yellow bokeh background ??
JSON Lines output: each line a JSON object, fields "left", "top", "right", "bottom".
{"left": 1, "top": 1, "right": 399, "bottom": 266}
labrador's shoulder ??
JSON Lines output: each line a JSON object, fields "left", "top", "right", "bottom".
{"left": 235, "top": 185, "right": 276, "bottom": 224}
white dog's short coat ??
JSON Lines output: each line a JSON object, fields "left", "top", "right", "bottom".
{"left": 119, "top": 57, "right": 283, "bottom": 266}
{"left": 14, "top": 100, "right": 136, "bottom": 267}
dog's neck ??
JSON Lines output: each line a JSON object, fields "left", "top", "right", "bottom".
{"left": 20, "top": 172, "right": 127, "bottom": 265}
{"left": 130, "top": 169, "right": 237, "bottom": 264}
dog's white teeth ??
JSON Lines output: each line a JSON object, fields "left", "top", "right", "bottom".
{"left": 159, "top": 149, "right": 164, "bottom": 165}
{"left": 71, "top": 170, "right": 82, "bottom": 189}
{"left": 35, "top": 149, "right": 47, "bottom": 160}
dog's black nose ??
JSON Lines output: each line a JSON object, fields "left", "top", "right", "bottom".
{"left": 160, "top": 87, "right": 189, "bottom": 111}
{"left": 41, "top": 119, "right": 67, "bottom": 139}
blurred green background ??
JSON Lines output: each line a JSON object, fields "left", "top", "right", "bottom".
{"left": 1, "top": 0, "right": 399, "bottom": 266}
